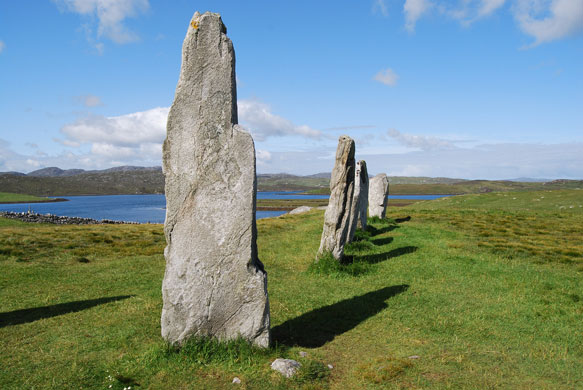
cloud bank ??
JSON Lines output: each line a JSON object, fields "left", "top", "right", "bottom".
{"left": 53, "top": 0, "right": 150, "bottom": 44}
{"left": 237, "top": 100, "right": 321, "bottom": 141}
{"left": 1, "top": 105, "right": 581, "bottom": 180}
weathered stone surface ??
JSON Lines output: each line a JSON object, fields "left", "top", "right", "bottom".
{"left": 161, "top": 11, "right": 269, "bottom": 348}
{"left": 356, "top": 161, "right": 369, "bottom": 229}
{"left": 288, "top": 206, "right": 312, "bottom": 215}
{"left": 368, "top": 173, "right": 389, "bottom": 218}
{"left": 346, "top": 160, "right": 369, "bottom": 241}
{"left": 271, "top": 359, "right": 302, "bottom": 378}
{"left": 317, "top": 136, "right": 355, "bottom": 261}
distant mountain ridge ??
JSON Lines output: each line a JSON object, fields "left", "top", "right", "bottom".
{"left": 1, "top": 165, "right": 580, "bottom": 197}
{"left": 26, "top": 166, "right": 162, "bottom": 177}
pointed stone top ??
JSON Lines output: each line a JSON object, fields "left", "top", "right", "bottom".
{"left": 190, "top": 11, "right": 227, "bottom": 34}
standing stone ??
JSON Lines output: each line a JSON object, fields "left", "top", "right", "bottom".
{"left": 368, "top": 173, "right": 389, "bottom": 219}
{"left": 346, "top": 160, "right": 369, "bottom": 241}
{"left": 317, "top": 136, "right": 355, "bottom": 261}
{"left": 161, "top": 12, "right": 269, "bottom": 348}
{"left": 356, "top": 161, "right": 369, "bottom": 230}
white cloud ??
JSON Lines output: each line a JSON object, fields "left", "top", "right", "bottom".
{"left": 387, "top": 129, "right": 457, "bottom": 151}
{"left": 478, "top": 0, "right": 507, "bottom": 17}
{"left": 514, "top": 0, "right": 583, "bottom": 46}
{"left": 54, "top": 0, "right": 149, "bottom": 44}
{"left": 397, "top": 0, "right": 582, "bottom": 45}
{"left": 61, "top": 107, "right": 168, "bottom": 147}
{"left": 58, "top": 107, "right": 167, "bottom": 165}
{"left": 256, "top": 149, "right": 272, "bottom": 166}
{"left": 75, "top": 94, "right": 104, "bottom": 107}
{"left": 25, "top": 159, "right": 41, "bottom": 168}
{"left": 0, "top": 40, "right": 5, "bottom": 54}
{"left": 373, "top": 68, "right": 399, "bottom": 86}
{"left": 373, "top": 0, "right": 389, "bottom": 16}
{"left": 0, "top": 99, "right": 320, "bottom": 172}
{"left": 238, "top": 100, "right": 321, "bottom": 141}
{"left": 446, "top": 0, "right": 507, "bottom": 23}
{"left": 404, "top": 0, "right": 432, "bottom": 32}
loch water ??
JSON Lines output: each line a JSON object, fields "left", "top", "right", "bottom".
{"left": 0, "top": 193, "right": 452, "bottom": 223}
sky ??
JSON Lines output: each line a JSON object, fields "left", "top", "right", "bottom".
{"left": 0, "top": 0, "right": 582, "bottom": 179}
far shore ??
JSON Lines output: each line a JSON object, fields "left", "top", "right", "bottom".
{"left": 0, "top": 198, "right": 68, "bottom": 205}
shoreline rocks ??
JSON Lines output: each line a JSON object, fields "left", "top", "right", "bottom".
{"left": 0, "top": 211, "right": 137, "bottom": 225}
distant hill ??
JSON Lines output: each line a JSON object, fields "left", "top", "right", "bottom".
{"left": 27, "top": 166, "right": 161, "bottom": 177}
{"left": 1, "top": 166, "right": 581, "bottom": 196}
{"left": 28, "top": 167, "right": 86, "bottom": 177}
{"left": 0, "top": 167, "right": 164, "bottom": 196}
{"left": 0, "top": 171, "right": 26, "bottom": 176}
{"left": 506, "top": 177, "right": 551, "bottom": 183}
{"left": 387, "top": 176, "right": 465, "bottom": 185}
{"left": 305, "top": 172, "right": 331, "bottom": 179}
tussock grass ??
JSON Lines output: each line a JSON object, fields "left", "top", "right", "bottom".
{"left": 1, "top": 189, "right": 582, "bottom": 389}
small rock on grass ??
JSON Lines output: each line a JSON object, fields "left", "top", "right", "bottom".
{"left": 299, "top": 351, "right": 308, "bottom": 357}
{"left": 271, "top": 358, "right": 301, "bottom": 378}
{"left": 327, "top": 364, "right": 334, "bottom": 369}
{"left": 408, "top": 355, "right": 420, "bottom": 359}
{"left": 289, "top": 206, "right": 312, "bottom": 215}
{"left": 232, "top": 377, "right": 241, "bottom": 384}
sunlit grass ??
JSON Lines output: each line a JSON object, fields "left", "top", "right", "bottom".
{"left": 1, "top": 189, "right": 582, "bottom": 389}
{"left": 0, "top": 192, "right": 53, "bottom": 203}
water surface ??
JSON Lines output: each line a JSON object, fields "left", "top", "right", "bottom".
{"left": 0, "top": 192, "right": 452, "bottom": 223}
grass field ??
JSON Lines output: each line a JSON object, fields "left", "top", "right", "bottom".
{"left": 305, "top": 179, "right": 583, "bottom": 196}
{"left": 1, "top": 189, "right": 582, "bottom": 389}
{"left": 0, "top": 192, "right": 64, "bottom": 204}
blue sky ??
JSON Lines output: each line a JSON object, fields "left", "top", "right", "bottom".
{"left": 0, "top": 0, "right": 582, "bottom": 179}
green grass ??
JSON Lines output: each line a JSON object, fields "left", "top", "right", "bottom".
{"left": 305, "top": 179, "right": 583, "bottom": 196}
{"left": 1, "top": 189, "right": 582, "bottom": 389}
{"left": 257, "top": 198, "right": 329, "bottom": 210}
{"left": 0, "top": 192, "right": 57, "bottom": 203}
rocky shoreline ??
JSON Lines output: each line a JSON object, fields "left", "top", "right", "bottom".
{"left": 0, "top": 211, "right": 138, "bottom": 225}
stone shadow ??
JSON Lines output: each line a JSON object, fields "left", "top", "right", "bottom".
{"left": 0, "top": 295, "right": 133, "bottom": 328}
{"left": 271, "top": 285, "right": 409, "bottom": 348}
{"left": 366, "top": 224, "right": 399, "bottom": 236}
{"left": 371, "top": 237, "right": 394, "bottom": 246}
{"left": 395, "top": 216, "right": 412, "bottom": 223}
{"left": 358, "top": 246, "right": 418, "bottom": 264}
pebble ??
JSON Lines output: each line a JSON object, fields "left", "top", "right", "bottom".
{"left": 232, "top": 377, "right": 241, "bottom": 384}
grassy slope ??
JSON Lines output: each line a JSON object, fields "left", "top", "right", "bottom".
{"left": 1, "top": 190, "right": 582, "bottom": 389}
{"left": 0, "top": 192, "right": 57, "bottom": 204}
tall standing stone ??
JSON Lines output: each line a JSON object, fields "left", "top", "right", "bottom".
{"left": 161, "top": 12, "right": 270, "bottom": 348}
{"left": 347, "top": 160, "right": 369, "bottom": 241}
{"left": 368, "top": 174, "right": 389, "bottom": 219}
{"left": 318, "top": 136, "right": 355, "bottom": 261}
